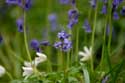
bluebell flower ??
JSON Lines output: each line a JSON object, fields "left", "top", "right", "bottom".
{"left": 24, "top": 0, "right": 32, "bottom": 10}
{"left": 83, "top": 19, "right": 91, "bottom": 33}
{"left": 48, "top": 13, "right": 57, "bottom": 31}
{"left": 57, "top": 31, "right": 70, "bottom": 40}
{"left": 54, "top": 42, "right": 62, "bottom": 49}
{"left": 54, "top": 31, "right": 72, "bottom": 52}
{"left": 112, "top": 0, "right": 119, "bottom": 6}
{"left": 6, "top": 0, "right": 31, "bottom": 10}
{"left": 102, "top": 75, "right": 110, "bottom": 83}
{"left": 6, "top": 0, "right": 18, "bottom": 4}
{"left": 71, "top": 0, "right": 76, "bottom": 7}
{"left": 102, "top": 0, "right": 107, "bottom": 4}
{"left": 40, "top": 40, "right": 50, "bottom": 46}
{"left": 89, "top": 0, "right": 96, "bottom": 8}
{"left": 62, "top": 39, "right": 72, "bottom": 52}
{"left": 120, "top": 6, "right": 125, "bottom": 16}
{"left": 101, "top": 5, "right": 107, "bottom": 14}
{"left": 113, "top": 11, "right": 119, "bottom": 20}
{"left": 0, "top": 35, "right": 3, "bottom": 43}
{"left": 16, "top": 17, "right": 24, "bottom": 32}
{"left": 67, "top": 9, "right": 79, "bottom": 29}
{"left": 30, "top": 39, "right": 40, "bottom": 52}
{"left": 59, "top": 0, "right": 69, "bottom": 4}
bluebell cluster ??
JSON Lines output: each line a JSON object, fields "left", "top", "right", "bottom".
{"left": 54, "top": 31, "right": 72, "bottom": 52}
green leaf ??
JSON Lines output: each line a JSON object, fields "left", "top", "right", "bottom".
{"left": 83, "top": 68, "right": 90, "bottom": 83}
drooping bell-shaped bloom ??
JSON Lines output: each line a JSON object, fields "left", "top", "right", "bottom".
{"left": 101, "top": 5, "right": 107, "bottom": 14}
{"left": 6, "top": 0, "right": 32, "bottom": 11}
{"left": 40, "top": 40, "right": 50, "bottom": 46}
{"left": 62, "top": 39, "right": 72, "bottom": 52}
{"left": 0, "top": 35, "right": 3, "bottom": 44}
{"left": 59, "top": 0, "right": 69, "bottom": 4}
{"left": 57, "top": 31, "right": 70, "bottom": 40}
{"left": 67, "top": 9, "right": 79, "bottom": 29}
{"left": 48, "top": 13, "right": 57, "bottom": 31}
{"left": 89, "top": 0, "right": 96, "bottom": 8}
{"left": 30, "top": 39, "right": 40, "bottom": 52}
{"left": 113, "top": 11, "right": 119, "bottom": 20}
{"left": 83, "top": 19, "right": 91, "bottom": 33}
{"left": 6, "top": 0, "right": 18, "bottom": 4}
{"left": 16, "top": 17, "right": 24, "bottom": 32}
{"left": 120, "top": 6, "right": 125, "bottom": 16}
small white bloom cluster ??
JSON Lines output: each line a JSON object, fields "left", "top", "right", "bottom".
{"left": 22, "top": 52, "right": 47, "bottom": 77}
{"left": 79, "top": 46, "right": 92, "bottom": 62}
{"left": 0, "top": 65, "right": 5, "bottom": 77}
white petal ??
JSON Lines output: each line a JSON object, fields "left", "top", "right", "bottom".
{"left": 34, "top": 56, "right": 47, "bottom": 66}
{"left": 78, "top": 51, "right": 87, "bottom": 57}
{"left": 22, "top": 67, "right": 33, "bottom": 77}
{"left": 0, "top": 65, "right": 5, "bottom": 77}
{"left": 36, "top": 52, "right": 46, "bottom": 57}
{"left": 80, "top": 56, "right": 90, "bottom": 62}
{"left": 84, "top": 46, "right": 90, "bottom": 55}
{"left": 24, "top": 61, "right": 32, "bottom": 67}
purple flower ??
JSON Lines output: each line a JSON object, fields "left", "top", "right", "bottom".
{"left": 59, "top": 0, "right": 69, "bottom": 4}
{"left": 62, "top": 39, "right": 72, "bottom": 52}
{"left": 112, "top": 0, "right": 119, "bottom": 6}
{"left": 16, "top": 17, "right": 24, "bottom": 32}
{"left": 67, "top": 9, "right": 79, "bottom": 29}
{"left": 40, "top": 40, "right": 50, "bottom": 46}
{"left": 54, "top": 42, "right": 62, "bottom": 49}
{"left": 57, "top": 31, "right": 70, "bottom": 40}
{"left": 83, "top": 19, "right": 91, "bottom": 33}
{"left": 24, "top": 0, "right": 32, "bottom": 10}
{"left": 71, "top": 0, "right": 76, "bottom": 6}
{"left": 120, "top": 6, "right": 125, "bottom": 16}
{"left": 89, "top": 0, "right": 96, "bottom": 8}
{"left": 102, "top": 75, "right": 110, "bottom": 83}
{"left": 6, "top": 0, "right": 31, "bottom": 11}
{"left": 48, "top": 13, "right": 57, "bottom": 31}
{"left": 30, "top": 39, "right": 40, "bottom": 52}
{"left": 102, "top": 0, "right": 107, "bottom": 3}
{"left": 113, "top": 11, "right": 119, "bottom": 20}
{"left": 6, "top": 0, "right": 18, "bottom": 4}
{"left": 0, "top": 35, "right": 3, "bottom": 43}
{"left": 101, "top": 5, "right": 107, "bottom": 14}
{"left": 54, "top": 30, "right": 72, "bottom": 52}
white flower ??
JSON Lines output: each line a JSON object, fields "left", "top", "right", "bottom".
{"left": 0, "top": 65, "right": 6, "bottom": 77}
{"left": 22, "top": 52, "right": 47, "bottom": 77}
{"left": 34, "top": 52, "right": 47, "bottom": 66}
{"left": 79, "top": 46, "right": 92, "bottom": 62}
{"left": 22, "top": 66, "right": 33, "bottom": 77}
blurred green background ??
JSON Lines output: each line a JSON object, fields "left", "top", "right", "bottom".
{"left": 0, "top": 0, "right": 125, "bottom": 82}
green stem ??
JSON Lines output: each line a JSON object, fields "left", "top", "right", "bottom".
{"left": 91, "top": 2, "right": 99, "bottom": 73}
{"left": 23, "top": 11, "right": 32, "bottom": 62}
{"left": 99, "top": 16, "right": 108, "bottom": 69}
{"left": 107, "top": 0, "right": 113, "bottom": 78}
{"left": 6, "top": 71, "right": 13, "bottom": 80}
{"left": 75, "top": 26, "right": 79, "bottom": 63}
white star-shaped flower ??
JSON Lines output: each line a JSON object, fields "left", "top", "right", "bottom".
{"left": 79, "top": 46, "right": 92, "bottom": 62}
{"left": 22, "top": 52, "right": 47, "bottom": 77}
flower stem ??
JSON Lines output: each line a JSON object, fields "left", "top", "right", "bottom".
{"left": 91, "top": 1, "right": 99, "bottom": 73}
{"left": 23, "top": 11, "right": 32, "bottom": 62}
